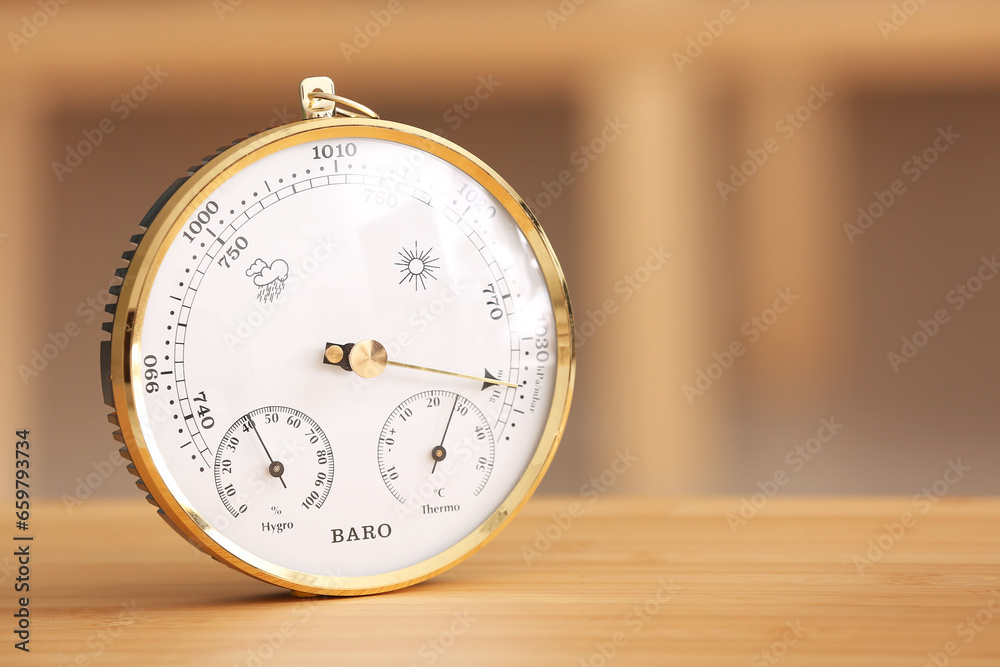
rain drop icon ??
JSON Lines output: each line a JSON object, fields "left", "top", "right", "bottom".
{"left": 246, "top": 258, "right": 289, "bottom": 303}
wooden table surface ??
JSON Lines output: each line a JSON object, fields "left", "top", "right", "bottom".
{"left": 7, "top": 496, "right": 1000, "bottom": 666}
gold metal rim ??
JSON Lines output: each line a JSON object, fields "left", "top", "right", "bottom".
{"left": 110, "top": 117, "right": 575, "bottom": 596}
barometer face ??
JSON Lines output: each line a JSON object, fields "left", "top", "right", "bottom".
{"left": 103, "top": 118, "right": 574, "bottom": 595}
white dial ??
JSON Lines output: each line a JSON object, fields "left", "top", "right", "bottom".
{"left": 116, "top": 121, "right": 572, "bottom": 592}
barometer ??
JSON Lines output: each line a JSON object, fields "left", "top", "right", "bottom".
{"left": 100, "top": 77, "right": 574, "bottom": 595}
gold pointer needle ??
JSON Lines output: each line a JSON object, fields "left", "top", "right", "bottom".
{"left": 325, "top": 339, "right": 519, "bottom": 388}
{"left": 386, "top": 360, "right": 518, "bottom": 388}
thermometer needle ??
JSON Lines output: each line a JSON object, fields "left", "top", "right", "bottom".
{"left": 323, "top": 340, "right": 518, "bottom": 388}
{"left": 431, "top": 395, "right": 459, "bottom": 474}
{"left": 250, "top": 419, "right": 287, "bottom": 489}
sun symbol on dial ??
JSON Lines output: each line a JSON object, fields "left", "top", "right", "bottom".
{"left": 395, "top": 242, "right": 440, "bottom": 291}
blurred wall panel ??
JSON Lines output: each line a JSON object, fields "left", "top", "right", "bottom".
{"left": 0, "top": 72, "right": 50, "bottom": 501}
{"left": 571, "top": 57, "right": 723, "bottom": 493}
{"left": 729, "top": 88, "right": 1000, "bottom": 496}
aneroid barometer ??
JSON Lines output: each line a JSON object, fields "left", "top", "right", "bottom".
{"left": 100, "top": 77, "right": 574, "bottom": 596}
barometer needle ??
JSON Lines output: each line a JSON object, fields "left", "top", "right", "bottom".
{"left": 250, "top": 419, "right": 287, "bottom": 489}
{"left": 431, "top": 395, "right": 460, "bottom": 474}
{"left": 323, "top": 339, "right": 518, "bottom": 388}
{"left": 387, "top": 360, "right": 518, "bottom": 388}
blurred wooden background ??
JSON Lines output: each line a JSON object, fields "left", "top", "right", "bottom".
{"left": 2, "top": 0, "right": 1000, "bottom": 499}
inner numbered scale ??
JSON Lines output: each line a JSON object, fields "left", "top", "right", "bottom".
{"left": 102, "top": 77, "right": 574, "bottom": 596}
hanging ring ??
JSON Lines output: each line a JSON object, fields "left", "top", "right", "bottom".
{"left": 306, "top": 91, "right": 380, "bottom": 120}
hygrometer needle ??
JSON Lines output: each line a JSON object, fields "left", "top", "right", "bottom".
{"left": 251, "top": 419, "right": 287, "bottom": 489}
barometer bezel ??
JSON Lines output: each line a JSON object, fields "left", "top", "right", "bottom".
{"left": 104, "top": 117, "right": 575, "bottom": 596}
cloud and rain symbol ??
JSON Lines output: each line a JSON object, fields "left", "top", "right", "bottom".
{"left": 246, "top": 257, "right": 289, "bottom": 303}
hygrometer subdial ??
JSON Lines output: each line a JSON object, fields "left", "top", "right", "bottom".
{"left": 378, "top": 390, "right": 495, "bottom": 511}
{"left": 214, "top": 406, "right": 334, "bottom": 519}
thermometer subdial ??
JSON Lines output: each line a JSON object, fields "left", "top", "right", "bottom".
{"left": 214, "top": 406, "right": 334, "bottom": 518}
{"left": 378, "top": 391, "right": 495, "bottom": 509}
